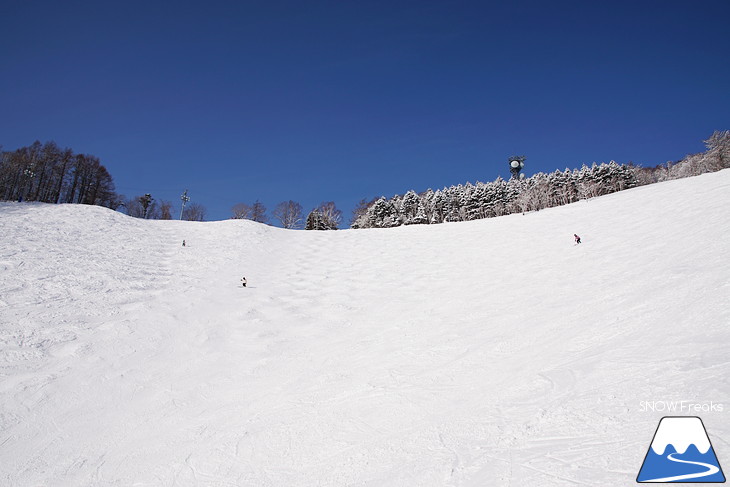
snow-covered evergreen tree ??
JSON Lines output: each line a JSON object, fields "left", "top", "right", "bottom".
{"left": 401, "top": 190, "right": 420, "bottom": 225}
{"left": 305, "top": 209, "right": 325, "bottom": 230}
{"left": 444, "top": 185, "right": 464, "bottom": 222}
{"left": 430, "top": 190, "right": 446, "bottom": 224}
{"left": 409, "top": 203, "right": 429, "bottom": 225}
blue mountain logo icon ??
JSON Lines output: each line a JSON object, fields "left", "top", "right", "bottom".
{"left": 637, "top": 416, "right": 725, "bottom": 483}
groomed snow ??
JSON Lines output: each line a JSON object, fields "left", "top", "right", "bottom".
{"left": 1, "top": 170, "right": 729, "bottom": 486}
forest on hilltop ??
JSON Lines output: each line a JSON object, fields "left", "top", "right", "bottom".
{"left": 350, "top": 131, "right": 730, "bottom": 228}
{"left": 1, "top": 131, "right": 728, "bottom": 228}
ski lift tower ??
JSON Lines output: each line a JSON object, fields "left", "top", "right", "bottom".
{"left": 509, "top": 155, "right": 526, "bottom": 180}
{"left": 179, "top": 189, "right": 190, "bottom": 220}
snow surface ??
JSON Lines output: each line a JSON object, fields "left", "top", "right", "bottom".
{"left": 1, "top": 170, "right": 729, "bottom": 486}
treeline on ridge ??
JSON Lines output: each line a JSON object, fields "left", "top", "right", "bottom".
{"left": 0, "top": 141, "right": 206, "bottom": 220}
{"left": 350, "top": 131, "right": 730, "bottom": 229}
{"left": 0, "top": 141, "right": 118, "bottom": 208}
{"left": 2, "top": 131, "right": 728, "bottom": 227}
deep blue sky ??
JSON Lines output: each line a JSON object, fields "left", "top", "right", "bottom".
{"left": 2, "top": 0, "right": 728, "bottom": 223}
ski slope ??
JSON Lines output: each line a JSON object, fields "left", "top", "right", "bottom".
{"left": 1, "top": 170, "right": 729, "bottom": 486}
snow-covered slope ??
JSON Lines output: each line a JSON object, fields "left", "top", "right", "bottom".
{"left": 1, "top": 170, "right": 729, "bottom": 486}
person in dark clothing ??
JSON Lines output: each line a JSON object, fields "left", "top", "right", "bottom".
{"left": 574, "top": 234, "right": 581, "bottom": 244}
{"left": 241, "top": 277, "right": 247, "bottom": 288}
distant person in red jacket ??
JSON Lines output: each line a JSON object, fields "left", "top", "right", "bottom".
{"left": 574, "top": 234, "right": 581, "bottom": 244}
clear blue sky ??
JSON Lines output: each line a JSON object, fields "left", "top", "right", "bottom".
{"left": 2, "top": 0, "right": 728, "bottom": 223}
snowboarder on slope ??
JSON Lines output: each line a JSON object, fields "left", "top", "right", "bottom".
{"left": 574, "top": 234, "right": 581, "bottom": 244}
{"left": 182, "top": 240, "right": 186, "bottom": 247}
{"left": 241, "top": 277, "right": 247, "bottom": 288}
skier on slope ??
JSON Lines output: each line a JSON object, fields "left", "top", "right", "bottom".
{"left": 241, "top": 277, "right": 247, "bottom": 288}
{"left": 574, "top": 234, "right": 581, "bottom": 244}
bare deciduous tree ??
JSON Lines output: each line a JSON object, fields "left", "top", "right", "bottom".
{"left": 231, "top": 203, "right": 252, "bottom": 219}
{"left": 251, "top": 200, "right": 268, "bottom": 223}
{"left": 318, "top": 201, "right": 342, "bottom": 229}
{"left": 124, "top": 196, "right": 147, "bottom": 218}
{"left": 273, "top": 200, "right": 303, "bottom": 229}
{"left": 184, "top": 202, "right": 207, "bottom": 221}
{"left": 159, "top": 200, "right": 174, "bottom": 220}
{"left": 350, "top": 198, "right": 375, "bottom": 228}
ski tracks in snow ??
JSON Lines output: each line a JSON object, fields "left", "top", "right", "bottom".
{"left": 2, "top": 170, "right": 730, "bottom": 486}
{"left": 0, "top": 205, "right": 178, "bottom": 485}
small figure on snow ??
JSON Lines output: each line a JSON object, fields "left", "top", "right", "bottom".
{"left": 182, "top": 240, "right": 186, "bottom": 247}
{"left": 574, "top": 234, "right": 581, "bottom": 244}
{"left": 241, "top": 277, "right": 247, "bottom": 288}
